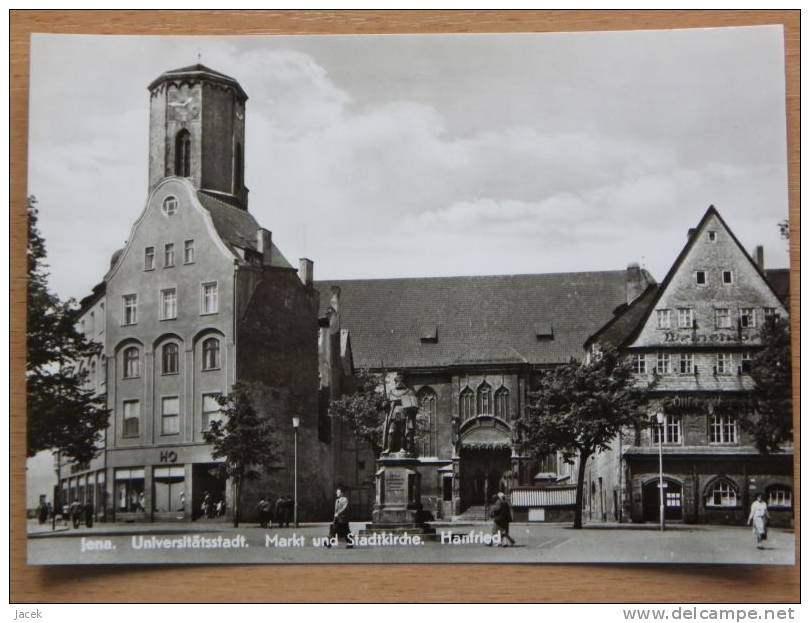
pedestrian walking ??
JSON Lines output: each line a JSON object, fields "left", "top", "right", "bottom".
{"left": 201, "top": 491, "right": 212, "bottom": 519}
{"left": 747, "top": 493, "right": 769, "bottom": 549}
{"left": 257, "top": 497, "right": 271, "bottom": 528}
{"left": 491, "top": 491, "right": 516, "bottom": 547}
{"left": 274, "top": 496, "right": 285, "bottom": 528}
{"left": 328, "top": 488, "right": 352, "bottom": 548}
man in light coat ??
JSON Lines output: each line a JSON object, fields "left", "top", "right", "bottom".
{"left": 333, "top": 488, "right": 352, "bottom": 547}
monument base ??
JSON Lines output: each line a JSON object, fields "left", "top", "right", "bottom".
{"left": 363, "top": 458, "right": 435, "bottom": 536}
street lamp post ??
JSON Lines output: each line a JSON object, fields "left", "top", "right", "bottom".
{"left": 654, "top": 411, "right": 665, "bottom": 532}
{"left": 292, "top": 416, "right": 300, "bottom": 528}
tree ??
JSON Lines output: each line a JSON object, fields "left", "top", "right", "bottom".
{"left": 328, "top": 369, "right": 389, "bottom": 457}
{"left": 328, "top": 369, "right": 429, "bottom": 459}
{"left": 26, "top": 195, "right": 109, "bottom": 465}
{"left": 743, "top": 315, "right": 792, "bottom": 454}
{"left": 202, "top": 382, "right": 281, "bottom": 527}
{"left": 518, "top": 349, "right": 654, "bottom": 529}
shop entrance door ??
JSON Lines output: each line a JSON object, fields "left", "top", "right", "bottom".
{"left": 642, "top": 479, "right": 683, "bottom": 522}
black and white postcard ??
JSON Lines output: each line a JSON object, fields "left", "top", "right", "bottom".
{"left": 25, "top": 26, "right": 794, "bottom": 565}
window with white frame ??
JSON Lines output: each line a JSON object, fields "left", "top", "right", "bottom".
{"left": 161, "top": 396, "right": 180, "bottom": 435}
{"left": 677, "top": 308, "right": 694, "bottom": 329}
{"left": 122, "top": 400, "right": 140, "bottom": 437}
{"left": 710, "top": 414, "right": 737, "bottom": 444}
{"left": 632, "top": 353, "right": 647, "bottom": 374}
{"left": 164, "top": 243, "right": 175, "bottom": 267}
{"left": 201, "top": 282, "right": 218, "bottom": 314}
{"left": 656, "top": 309, "right": 671, "bottom": 329}
{"left": 656, "top": 352, "right": 671, "bottom": 374}
{"left": 695, "top": 270, "right": 707, "bottom": 285}
{"left": 767, "top": 486, "right": 792, "bottom": 508}
{"left": 202, "top": 393, "right": 224, "bottom": 429}
{"left": 722, "top": 270, "right": 734, "bottom": 285}
{"left": 144, "top": 247, "right": 155, "bottom": 271}
{"left": 122, "top": 346, "right": 140, "bottom": 378}
{"left": 162, "top": 343, "right": 179, "bottom": 375}
{"left": 715, "top": 308, "right": 731, "bottom": 329}
{"left": 160, "top": 288, "right": 177, "bottom": 320}
{"left": 162, "top": 195, "right": 178, "bottom": 216}
{"left": 184, "top": 240, "right": 194, "bottom": 264}
{"left": 740, "top": 308, "right": 756, "bottom": 328}
{"left": 122, "top": 294, "right": 137, "bottom": 325}
{"left": 763, "top": 307, "right": 777, "bottom": 320}
{"left": 651, "top": 414, "right": 681, "bottom": 444}
{"left": 706, "top": 479, "right": 738, "bottom": 507}
{"left": 716, "top": 352, "right": 733, "bottom": 375}
{"left": 679, "top": 352, "right": 694, "bottom": 374}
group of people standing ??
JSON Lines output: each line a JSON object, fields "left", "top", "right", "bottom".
{"left": 257, "top": 495, "right": 295, "bottom": 528}
{"left": 200, "top": 491, "right": 226, "bottom": 519}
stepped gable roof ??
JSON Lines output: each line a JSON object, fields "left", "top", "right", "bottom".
{"left": 148, "top": 63, "right": 248, "bottom": 101}
{"left": 765, "top": 268, "right": 790, "bottom": 307}
{"left": 315, "top": 270, "right": 636, "bottom": 370}
{"left": 196, "top": 190, "right": 292, "bottom": 269}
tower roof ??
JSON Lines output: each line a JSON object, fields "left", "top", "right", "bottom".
{"left": 148, "top": 63, "right": 247, "bottom": 101}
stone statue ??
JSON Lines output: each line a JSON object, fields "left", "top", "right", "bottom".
{"left": 382, "top": 373, "right": 419, "bottom": 457}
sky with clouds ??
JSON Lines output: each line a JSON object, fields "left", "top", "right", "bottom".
{"left": 28, "top": 26, "right": 789, "bottom": 303}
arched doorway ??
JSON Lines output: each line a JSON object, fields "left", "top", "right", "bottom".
{"left": 459, "top": 447, "right": 511, "bottom": 511}
{"left": 642, "top": 478, "right": 683, "bottom": 522}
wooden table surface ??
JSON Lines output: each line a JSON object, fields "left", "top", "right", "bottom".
{"left": 9, "top": 10, "right": 800, "bottom": 603}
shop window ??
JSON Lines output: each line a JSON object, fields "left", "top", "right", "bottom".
{"left": 153, "top": 466, "right": 185, "bottom": 513}
{"left": 767, "top": 486, "right": 792, "bottom": 509}
{"left": 115, "top": 468, "right": 145, "bottom": 512}
{"left": 477, "top": 381, "right": 492, "bottom": 416}
{"left": 710, "top": 414, "right": 737, "bottom": 444}
{"left": 706, "top": 479, "right": 738, "bottom": 507}
{"left": 459, "top": 387, "right": 474, "bottom": 420}
{"left": 123, "top": 347, "right": 140, "bottom": 379}
{"left": 162, "top": 343, "right": 179, "bottom": 375}
{"left": 123, "top": 400, "right": 140, "bottom": 437}
{"left": 202, "top": 337, "right": 221, "bottom": 370}
{"left": 161, "top": 396, "right": 180, "bottom": 435}
{"left": 494, "top": 387, "right": 510, "bottom": 420}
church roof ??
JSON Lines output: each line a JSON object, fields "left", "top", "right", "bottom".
{"left": 315, "top": 271, "right": 640, "bottom": 370}
{"left": 196, "top": 190, "right": 293, "bottom": 269}
{"left": 148, "top": 63, "right": 248, "bottom": 101}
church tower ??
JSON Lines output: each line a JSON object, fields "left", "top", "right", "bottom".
{"left": 147, "top": 64, "right": 248, "bottom": 209}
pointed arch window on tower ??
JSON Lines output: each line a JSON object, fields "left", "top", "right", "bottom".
{"left": 477, "top": 381, "right": 493, "bottom": 416}
{"left": 234, "top": 143, "right": 243, "bottom": 191}
{"left": 175, "top": 129, "right": 191, "bottom": 177}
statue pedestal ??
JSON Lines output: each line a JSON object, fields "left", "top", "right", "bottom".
{"left": 363, "top": 457, "right": 435, "bottom": 535}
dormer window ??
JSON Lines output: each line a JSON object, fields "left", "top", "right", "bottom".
{"left": 419, "top": 325, "right": 438, "bottom": 343}
{"left": 535, "top": 321, "right": 553, "bottom": 340}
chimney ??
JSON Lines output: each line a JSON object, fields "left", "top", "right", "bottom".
{"left": 754, "top": 245, "right": 765, "bottom": 270}
{"left": 330, "top": 286, "right": 341, "bottom": 315}
{"left": 298, "top": 258, "right": 314, "bottom": 287}
{"left": 687, "top": 227, "right": 697, "bottom": 241}
{"left": 256, "top": 228, "right": 272, "bottom": 264}
{"left": 626, "top": 262, "right": 646, "bottom": 305}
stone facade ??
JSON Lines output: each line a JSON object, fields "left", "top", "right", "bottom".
{"left": 579, "top": 207, "right": 793, "bottom": 526}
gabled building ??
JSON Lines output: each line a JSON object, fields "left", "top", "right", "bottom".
{"left": 582, "top": 206, "right": 793, "bottom": 526}
{"left": 60, "top": 64, "right": 334, "bottom": 522}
